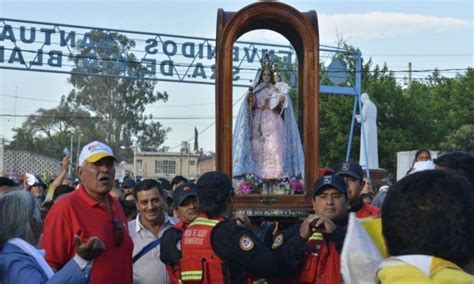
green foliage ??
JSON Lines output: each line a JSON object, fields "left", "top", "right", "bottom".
{"left": 318, "top": 47, "right": 473, "bottom": 174}
{"left": 65, "top": 30, "right": 170, "bottom": 157}
{"left": 440, "top": 124, "right": 474, "bottom": 153}
{"left": 8, "top": 31, "right": 171, "bottom": 162}
{"left": 7, "top": 104, "right": 102, "bottom": 159}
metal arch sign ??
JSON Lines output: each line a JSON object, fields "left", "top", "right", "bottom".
{"left": 0, "top": 18, "right": 297, "bottom": 88}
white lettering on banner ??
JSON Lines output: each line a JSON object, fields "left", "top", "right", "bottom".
{"left": 0, "top": 20, "right": 297, "bottom": 85}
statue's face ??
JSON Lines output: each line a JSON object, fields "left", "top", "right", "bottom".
{"left": 273, "top": 73, "right": 281, "bottom": 83}
{"left": 262, "top": 69, "right": 272, "bottom": 83}
{"left": 361, "top": 93, "right": 369, "bottom": 103}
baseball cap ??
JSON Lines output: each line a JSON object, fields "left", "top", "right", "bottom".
{"left": 157, "top": 177, "right": 171, "bottom": 191}
{"left": 0, "top": 177, "right": 17, "bottom": 187}
{"left": 314, "top": 175, "right": 347, "bottom": 196}
{"left": 122, "top": 179, "right": 136, "bottom": 189}
{"left": 78, "top": 141, "right": 116, "bottom": 166}
{"left": 197, "top": 171, "right": 234, "bottom": 197}
{"left": 319, "top": 167, "right": 335, "bottom": 177}
{"left": 173, "top": 182, "right": 198, "bottom": 206}
{"left": 335, "top": 161, "right": 363, "bottom": 181}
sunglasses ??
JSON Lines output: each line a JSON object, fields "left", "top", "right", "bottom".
{"left": 112, "top": 218, "right": 124, "bottom": 247}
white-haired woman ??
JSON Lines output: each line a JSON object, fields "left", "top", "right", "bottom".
{"left": 0, "top": 190, "right": 105, "bottom": 283}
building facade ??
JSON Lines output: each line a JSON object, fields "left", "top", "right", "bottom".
{"left": 134, "top": 142, "right": 199, "bottom": 180}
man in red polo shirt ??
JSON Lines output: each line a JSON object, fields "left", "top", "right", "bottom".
{"left": 42, "top": 140, "right": 134, "bottom": 283}
{"left": 335, "top": 161, "right": 380, "bottom": 218}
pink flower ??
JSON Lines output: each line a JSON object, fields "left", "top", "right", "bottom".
{"left": 290, "top": 180, "right": 304, "bottom": 194}
{"left": 239, "top": 182, "right": 253, "bottom": 195}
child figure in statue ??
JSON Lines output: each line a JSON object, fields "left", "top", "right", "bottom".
{"left": 233, "top": 59, "right": 304, "bottom": 193}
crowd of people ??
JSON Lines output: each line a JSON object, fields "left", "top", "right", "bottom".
{"left": 0, "top": 139, "right": 473, "bottom": 283}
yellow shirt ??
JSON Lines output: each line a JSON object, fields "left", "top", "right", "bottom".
{"left": 377, "top": 255, "right": 474, "bottom": 284}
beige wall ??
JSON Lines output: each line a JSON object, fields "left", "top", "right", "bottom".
{"left": 198, "top": 157, "right": 215, "bottom": 176}
{"left": 135, "top": 152, "right": 199, "bottom": 180}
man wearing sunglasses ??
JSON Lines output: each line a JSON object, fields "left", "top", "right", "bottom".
{"left": 42, "top": 140, "right": 134, "bottom": 284}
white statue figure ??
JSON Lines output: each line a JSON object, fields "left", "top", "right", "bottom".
{"left": 357, "top": 93, "right": 379, "bottom": 169}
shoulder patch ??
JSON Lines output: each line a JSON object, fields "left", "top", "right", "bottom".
{"left": 271, "top": 234, "right": 284, "bottom": 249}
{"left": 176, "top": 240, "right": 181, "bottom": 251}
{"left": 239, "top": 235, "right": 255, "bottom": 251}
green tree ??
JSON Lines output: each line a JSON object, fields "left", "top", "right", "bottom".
{"left": 440, "top": 125, "right": 474, "bottom": 153}
{"left": 7, "top": 104, "right": 100, "bottom": 159}
{"left": 65, "top": 30, "right": 170, "bottom": 158}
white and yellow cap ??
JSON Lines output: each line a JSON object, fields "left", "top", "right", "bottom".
{"left": 78, "top": 140, "right": 116, "bottom": 166}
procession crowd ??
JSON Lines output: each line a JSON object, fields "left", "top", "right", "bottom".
{"left": 0, "top": 140, "right": 473, "bottom": 283}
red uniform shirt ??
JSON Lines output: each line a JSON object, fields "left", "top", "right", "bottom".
{"left": 292, "top": 232, "right": 341, "bottom": 284}
{"left": 180, "top": 215, "right": 227, "bottom": 283}
{"left": 42, "top": 184, "right": 133, "bottom": 284}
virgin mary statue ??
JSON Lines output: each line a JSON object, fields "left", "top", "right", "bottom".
{"left": 233, "top": 61, "right": 304, "bottom": 182}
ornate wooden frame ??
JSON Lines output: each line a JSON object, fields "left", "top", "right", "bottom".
{"left": 215, "top": 1, "right": 320, "bottom": 216}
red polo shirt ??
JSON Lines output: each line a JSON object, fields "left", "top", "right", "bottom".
{"left": 42, "top": 184, "right": 133, "bottom": 284}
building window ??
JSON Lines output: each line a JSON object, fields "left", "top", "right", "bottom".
{"left": 155, "top": 160, "right": 176, "bottom": 174}
{"left": 189, "top": 160, "right": 195, "bottom": 166}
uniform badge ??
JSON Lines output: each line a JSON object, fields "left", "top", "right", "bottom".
{"left": 342, "top": 162, "right": 350, "bottom": 171}
{"left": 239, "top": 235, "right": 255, "bottom": 251}
{"left": 323, "top": 175, "right": 332, "bottom": 184}
{"left": 271, "top": 234, "right": 284, "bottom": 249}
{"left": 176, "top": 240, "right": 181, "bottom": 251}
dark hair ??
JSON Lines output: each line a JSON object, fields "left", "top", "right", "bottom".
{"left": 196, "top": 171, "right": 234, "bottom": 218}
{"left": 171, "top": 175, "right": 188, "bottom": 189}
{"left": 53, "top": 184, "right": 75, "bottom": 201}
{"left": 119, "top": 199, "right": 137, "bottom": 221}
{"left": 382, "top": 170, "right": 474, "bottom": 267}
{"left": 434, "top": 152, "right": 474, "bottom": 190}
{"left": 414, "top": 149, "right": 431, "bottom": 162}
{"left": 134, "top": 179, "right": 165, "bottom": 200}
{"left": 405, "top": 149, "right": 432, "bottom": 176}
{"left": 197, "top": 187, "right": 232, "bottom": 218}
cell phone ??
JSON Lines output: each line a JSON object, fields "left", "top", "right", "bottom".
{"left": 63, "top": 148, "right": 70, "bottom": 157}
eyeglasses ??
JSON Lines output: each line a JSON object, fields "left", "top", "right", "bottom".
{"left": 112, "top": 218, "right": 124, "bottom": 247}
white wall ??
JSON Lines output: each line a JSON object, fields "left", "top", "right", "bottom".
{"left": 397, "top": 150, "right": 440, "bottom": 180}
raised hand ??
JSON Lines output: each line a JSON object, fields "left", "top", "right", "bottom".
{"left": 73, "top": 235, "right": 105, "bottom": 261}
{"left": 62, "top": 156, "right": 70, "bottom": 171}
{"left": 234, "top": 214, "right": 251, "bottom": 230}
{"left": 299, "top": 214, "right": 320, "bottom": 239}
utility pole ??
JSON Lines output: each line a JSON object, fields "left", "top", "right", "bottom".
{"left": 408, "top": 62, "right": 412, "bottom": 87}
{"left": 69, "top": 135, "right": 74, "bottom": 177}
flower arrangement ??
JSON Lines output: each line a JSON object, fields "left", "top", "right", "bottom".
{"left": 234, "top": 174, "right": 304, "bottom": 195}
{"left": 289, "top": 177, "right": 304, "bottom": 194}
{"left": 235, "top": 174, "right": 263, "bottom": 195}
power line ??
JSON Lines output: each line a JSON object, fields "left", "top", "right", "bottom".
{"left": 366, "top": 53, "right": 473, "bottom": 57}
{"left": 0, "top": 114, "right": 220, "bottom": 120}
{"left": 167, "top": 91, "right": 248, "bottom": 150}
{"left": 0, "top": 93, "right": 60, "bottom": 103}
{"left": 0, "top": 93, "right": 216, "bottom": 108}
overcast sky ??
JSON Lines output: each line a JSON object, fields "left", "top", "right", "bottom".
{"left": 1, "top": 0, "right": 472, "bottom": 152}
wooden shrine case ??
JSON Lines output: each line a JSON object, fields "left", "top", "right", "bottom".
{"left": 215, "top": 1, "right": 320, "bottom": 218}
